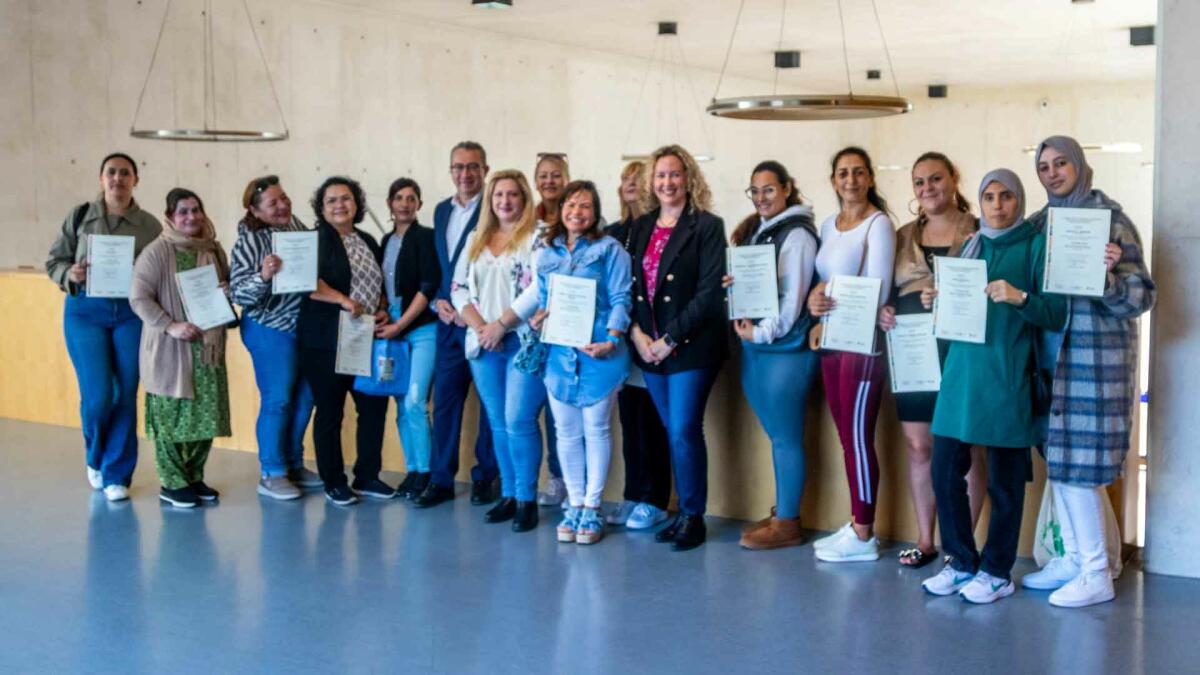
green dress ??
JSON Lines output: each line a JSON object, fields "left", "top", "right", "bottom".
{"left": 145, "top": 250, "right": 231, "bottom": 489}
{"left": 930, "top": 221, "right": 1067, "bottom": 448}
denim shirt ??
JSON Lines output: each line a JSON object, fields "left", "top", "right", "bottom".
{"left": 536, "top": 234, "right": 633, "bottom": 406}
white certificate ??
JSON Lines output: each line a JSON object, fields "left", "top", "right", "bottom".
{"left": 726, "top": 245, "right": 779, "bottom": 320}
{"left": 820, "top": 275, "right": 882, "bottom": 355}
{"left": 542, "top": 274, "right": 596, "bottom": 348}
{"left": 886, "top": 314, "right": 941, "bottom": 394}
{"left": 85, "top": 234, "right": 135, "bottom": 298}
{"left": 1043, "top": 207, "right": 1110, "bottom": 297}
{"left": 933, "top": 257, "right": 988, "bottom": 344}
{"left": 271, "top": 230, "right": 319, "bottom": 294}
{"left": 335, "top": 311, "right": 375, "bottom": 376}
{"left": 175, "top": 265, "right": 236, "bottom": 331}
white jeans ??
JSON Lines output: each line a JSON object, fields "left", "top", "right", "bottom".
{"left": 547, "top": 392, "right": 616, "bottom": 509}
{"left": 1052, "top": 482, "right": 1111, "bottom": 575}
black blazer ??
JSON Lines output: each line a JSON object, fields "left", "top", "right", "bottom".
{"left": 297, "top": 221, "right": 383, "bottom": 351}
{"left": 380, "top": 223, "right": 440, "bottom": 337}
{"left": 628, "top": 207, "right": 729, "bottom": 373}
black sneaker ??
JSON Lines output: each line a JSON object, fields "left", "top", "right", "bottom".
{"left": 395, "top": 473, "right": 417, "bottom": 498}
{"left": 160, "top": 485, "right": 200, "bottom": 509}
{"left": 190, "top": 481, "right": 220, "bottom": 502}
{"left": 470, "top": 477, "right": 500, "bottom": 505}
{"left": 352, "top": 478, "right": 396, "bottom": 500}
{"left": 325, "top": 485, "right": 359, "bottom": 506}
{"left": 406, "top": 472, "right": 431, "bottom": 501}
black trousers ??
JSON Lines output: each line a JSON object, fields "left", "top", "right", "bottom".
{"left": 932, "top": 435, "right": 1031, "bottom": 580}
{"left": 617, "top": 384, "right": 671, "bottom": 509}
{"left": 300, "top": 347, "right": 389, "bottom": 490}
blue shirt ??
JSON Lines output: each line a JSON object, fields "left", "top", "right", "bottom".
{"left": 537, "top": 234, "right": 633, "bottom": 406}
{"left": 382, "top": 230, "right": 404, "bottom": 308}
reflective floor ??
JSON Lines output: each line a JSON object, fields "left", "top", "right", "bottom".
{"left": 1, "top": 419, "right": 1196, "bottom": 674}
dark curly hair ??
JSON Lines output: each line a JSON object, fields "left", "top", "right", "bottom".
{"left": 311, "top": 175, "right": 367, "bottom": 227}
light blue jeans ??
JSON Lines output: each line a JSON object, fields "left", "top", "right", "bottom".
{"left": 741, "top": 346, "right": 819, "bottom": 519}
{"left": 240, "top": 316, "right": 315, "bottom": 477}
{"left": 393, "top": 322, "right": 437, "bottom": 473}
{"left": 468, "top": 333, "right": 548, "bottom": 501}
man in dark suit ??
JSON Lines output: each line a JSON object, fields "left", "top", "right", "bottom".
{"left": 413, "top": 141, "right": 499, "bottom": 507}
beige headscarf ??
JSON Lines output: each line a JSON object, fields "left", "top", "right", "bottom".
{"left": 161, "top": 215, "right": 230, "bottom": 366}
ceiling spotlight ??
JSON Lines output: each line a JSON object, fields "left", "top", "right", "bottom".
{"left": 866, "top": 69, "right": 881, "bottom": 80}
{"left": 775, "top": 50, "right": 801, "bottom": 69}
{"left": 472, "top": 0, "right": 513, "bottom": 8}
{"left": 928, "top": 85, "right": 947, "bottom": 98}
{"left": 1130, "top": 25, "right": 1154, "bottom": 46}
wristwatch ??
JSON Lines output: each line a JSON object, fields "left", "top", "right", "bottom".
{"left": 662, "top": 333, "right": 678, "bottom": 350}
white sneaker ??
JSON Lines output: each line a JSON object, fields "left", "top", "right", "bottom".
{"left": 959, "top": 571, "right": 1015, "bottom": 604}
{"left": 813, "top": 522, "right": 854, "bottom": 551}
{"left": 922, "top": 563, "right": 976, "bottom": 596}
{"left": 606, "top": 500, "right": 637, "bottom": 525}
{"left": 103, "top": 485, "right": 129, "bottom": 502}
{"left": 1049, "top": 570, "right": 1115, "bottom": 608}
{"left": 87, "top": 467, "right": 103, "bottom": 490}
{"left": 626, "top": 503, "right": 669, "bottom": 530}
{"left": 537, "top": 477, "right": 567, "bottom": 507}
{"left": 1021, "top": 556, "right": 1080, "bottom": 591}
{"left": 815, "top": 532, "right": 879, "bottom": 562}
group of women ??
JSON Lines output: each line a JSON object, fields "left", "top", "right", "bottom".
{"left": 47, "top": 133, "right": 1154, "bottom": 610}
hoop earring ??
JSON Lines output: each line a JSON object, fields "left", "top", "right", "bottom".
{"left": 908, "top": 198, "right": 920, "bottom": 216}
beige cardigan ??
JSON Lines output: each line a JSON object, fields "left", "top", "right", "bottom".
{"left": 129, "top": 236, "right": 230, "bottom": 399}
{"left": 892, "top": 210, "right": 977, "bottom": 298}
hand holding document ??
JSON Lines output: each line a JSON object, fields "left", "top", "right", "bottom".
{"left": 271, "top": 230, "right": 319, "bottom": 294}
{"left": 85, "top": 234, "right": 135, "bottom": 298}
{"left": 933, "top": 257, "right": 988, "bottom": 344}
{"left": 1043, "top": 207, "right": 1111, "bottom": 297}
{"left": 886, "top": 314, "right": 941, "bottom": 393}
{"left": 819, "top": 275, "right": 882, "bottom": 355}
{"left": 335, "top": 311, "right": 375, "bottom": 376}
{"left": 175, "top": 265, "right": 236, "bottom": 330}
{"left": 726, "top": 245, "right": 779, "bottom": 320}
{"left": 542, "top": 274, "right": 597, "bottom": 348}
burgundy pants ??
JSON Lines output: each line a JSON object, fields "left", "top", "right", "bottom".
{"left": 820, "top": 350, "right": 885, "bottom": 525}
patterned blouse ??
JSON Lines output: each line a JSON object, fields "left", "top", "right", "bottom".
{"left": 642, "top": 225, "right": 674, "bottom": 303}
{"left": 342, "top": 231, "right": 382, "bottom": 311}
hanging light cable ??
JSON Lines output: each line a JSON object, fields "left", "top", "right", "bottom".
{"left": 620, "top": 21, "right": 714, "bottom": 162}
{"left": 707, "top": 0, "right": 913, "bottom": 121}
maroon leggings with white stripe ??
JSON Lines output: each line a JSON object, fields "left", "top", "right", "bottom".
{"left": 820, "top": 350, "right": 885, "bottom": 525}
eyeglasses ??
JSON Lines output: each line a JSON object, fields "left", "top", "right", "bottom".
{"left": 450, "top": 163, "right": 483, "bottom": 174}
{"left": 253, "top": 175, "right": 280, "bottom": 193}
{"left": 745, "top": 186, "right": 778, "bottom": 200}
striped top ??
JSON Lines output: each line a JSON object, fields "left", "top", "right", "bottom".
{"left": 229, "top": 217, "right": 309, "bottom": 332}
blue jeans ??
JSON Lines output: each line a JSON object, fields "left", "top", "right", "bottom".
{"left": 431, "top": 322, "right": 496, "bottom": 487}
{"left": 644, "top": 367, "right": 719, "bottom": 516}
{"left": 393, "top": 322, "right": 437, "bottom": 473}
{"left": 240, "top": 316, "right": 315, "bottom": 477}
{"left": 468, "top": 333, "right": 549, "bottom": 501}
{"left": 741, "top": 347, "right": 819, "bottom": 519}
{"left": 63, "top": 295, "right": 142, "bottom": 487}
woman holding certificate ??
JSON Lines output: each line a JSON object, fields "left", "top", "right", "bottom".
{"left": 605, "top": 161, "right": 672, "bottom": 531}
{"left": 627, "top": 144, "right": 728, "bottom": 552}
{"left": 878, "top": 152, "right": 985, "bottom": 568}
{"left": 727, "top": 161, "right": 820, "bottom": 551}
{"left": 451, "top": 170, "right": 548, "bottom": 532}
{"left": 534, "top": 180, "right": 632, "bottom": 545}
{"left": 805, "top": 147, "right": 896, "bottom": 563}
{"left": 46, "top": 152, "right": 161, "bottom": 502}
{"left": 129, "top": 189, "right": 231, "bottom": 509}
{"left": 377, "top": 178, "right": 441, "bottom": 501}
{"left": 1019, "top": 136, "right": 1156, "bottom": 608}
{"left": 229, "top": 175, "right": 320, "bottom": 501}
{"left": 921, "top": 169, "right": 1066, "bottom": 604}
{"left": 297, "top": 177, "right": 391, "bottom": 507}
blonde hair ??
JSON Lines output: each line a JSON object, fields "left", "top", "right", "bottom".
{"left": 534, "top": 154, "right": 571, "bottom": 224}
{"left": 618, "top": 160, "right": 647, "bottom": 223}
{"left": 468, "top": 169, "right": 537, "bottom": 261}
{"left": 642, "top": 144, "right": 712, "bottom": 214}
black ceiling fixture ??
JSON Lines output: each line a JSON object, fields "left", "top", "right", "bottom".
{"left": 1130, "top": 25, "right": 1155, "bottom": 46}
{"left": 658, "top": 21, "right": 677, "bottom": 35}
{"left": 866, "top": 69, "right": 881, "bottom": 80}
{"left": 472, "top": 0, "right": 513, "bottom": 8}
{"left": 774, "top": 50, "right": 800, "bottom": 69}
{"left": 928, "top": 85, "right": 947, "bottom": 99}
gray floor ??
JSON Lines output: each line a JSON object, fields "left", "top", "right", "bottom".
{"left": 1, "top": 419, "right": 1196, "bottom": 674}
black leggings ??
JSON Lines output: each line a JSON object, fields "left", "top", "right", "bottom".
{"left": 617, "top": 385, "right": 671, "bottom": 509}
{"left": 300, "top": 347, "right": 389, "bottom": 490}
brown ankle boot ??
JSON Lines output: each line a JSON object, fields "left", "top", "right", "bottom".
{"left": 741, "top": 506, "right": 777, "bottom": 536}
{"left": 740, "top": 517, "right": 804, "bottom": 550}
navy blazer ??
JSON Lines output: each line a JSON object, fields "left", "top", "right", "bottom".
{"left": 433, "top": 196, "right": 482, "bottom": 304}
{"left": 296, "top": 222, "right": 383, "bottom": 351}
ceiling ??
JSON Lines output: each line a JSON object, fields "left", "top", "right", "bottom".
{"left": 323, "top": 0, "right": 1157, "bottom": 93}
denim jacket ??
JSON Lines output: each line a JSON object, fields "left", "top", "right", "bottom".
{"left": 536, "top": 234, "right": 632, "bottom": 406}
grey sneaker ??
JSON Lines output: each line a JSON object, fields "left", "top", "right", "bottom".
{"left": 287, "top": 466, "right": 324, "bottom": 489}
{"left": 538, "top": 477, "right": 567, "bottom": 507}
{"left": 258, "top": 475, "right": 302, "bottom": 501}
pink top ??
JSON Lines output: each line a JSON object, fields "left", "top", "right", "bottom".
{"left": 642, "top": 225, "right": 674, "bottom": 304}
